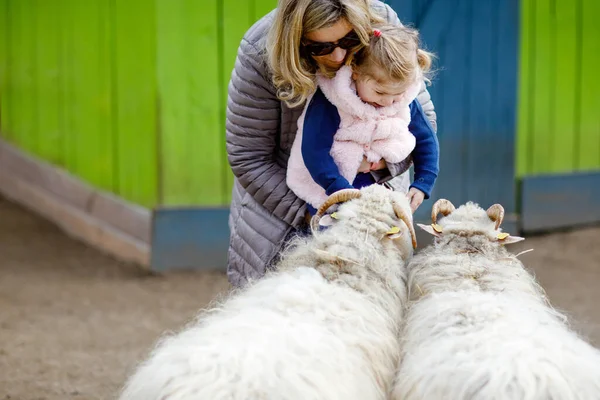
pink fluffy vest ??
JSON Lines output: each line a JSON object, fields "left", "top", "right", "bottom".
{"left": 286, "top": 65, "right": 421, "bottom": 209}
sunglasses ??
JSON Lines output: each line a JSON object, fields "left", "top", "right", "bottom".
{"left": 302, "top": 30, "right": 362, "bottom": 57}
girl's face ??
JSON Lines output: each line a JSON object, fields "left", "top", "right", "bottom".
{"left": 353, "top": 72, "right": 412, "bottom": 108}
{"left": 303, "top": 19, "right": 358, "bottom": 71}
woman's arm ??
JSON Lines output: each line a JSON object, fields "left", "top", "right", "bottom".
{"left": 226, "top": 39, "right": 305, "bottom": 225}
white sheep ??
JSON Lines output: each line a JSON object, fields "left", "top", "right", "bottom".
{"left": 119, "top": 184, "right": 417, "bottom": 400}
{"left": 392, "top": 199, "right": 600, "bottom": 400}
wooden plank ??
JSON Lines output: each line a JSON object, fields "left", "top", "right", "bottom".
{"left": 578, "top": 0, "right": 600, "bottom": 170}
{"left": 185, "top": 0, "right": 223, "bottom": 205}
{"left": 156, "top": 0, "right": 186, "bottom": 205}
{"left": 150, "top": 207, "right": 230, "bottom": 271}
{"left": 0, "top": 168, "right": 150, "bottom": 267}
{"left": 516, "top": 0, "right": 533, "bottom": 177}
{"left": 520, "top": 171, "right": 600, "bottom": 232}
{"left": 9, "top": 0, "right": 37, "bottom": 151}
{"left": 466, "top": 0, "right": 494, "bottom": 206}
{"left": 219, "top": 0, "right": 276, "bottom": 205}
{"left": 88, "top": 190, "right": 152, "bottom": 244}
{"left": 421, "top": 0, "right": 469, "bottom": 209}
{"left": 221, "top": 0, "right": 255, "bottom": 204}
{"left": 0, "top": 138, "right": 151, "bottom": 243}
{"left": 157, "top": 0, "right": 223, "bottom": 206}
{"left": 0, "top": 137, "right": 93, "bottom": 210}
{"left": 530, "top": 0, "right": 552, "bottom": 174}
{"left": 60, "top": 0, "right": 75, "bottom": 173}
{"left": 34, "top": 0, "right": 63, "bottom": 165}
{"left": 221, "top": 1, "right": 251, "bottom": 204}
{"left": 0, "top": 0, "right": 8, "bottom": 136}
{"left": 492, "top": 0, "right": 519, "bottom": 211}
{"left": 112, "top": 0, "right": 158, "bottom": 208}
{"left": 67, "top": 0, "right": 114, "bottom": 192}
{"left": 550, "top": 0, "right": 578, "bottom": 172}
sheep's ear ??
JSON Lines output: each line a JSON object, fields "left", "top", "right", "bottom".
{"left": 318, "top": 214, "right": 337, "bottom": 227}
{"left": 417, "top": 223, "right": 441, "bottom": 237}
{"left": 497, "top": 232, "right": 525, "bottom": 244}
{"left": 386, "top": 226, "right": 403, "bottom": 239}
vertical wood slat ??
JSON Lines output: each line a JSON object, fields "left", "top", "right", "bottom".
{"left": 0, "top": 0, "right": 8, "bottom": 136}
{"left": 113, "top": 0, "right": 158, "bottom": 207}
{"left": 221, "top": 0, "right": 253, "bottom": 204}
{"left": 220, "top": 0, "right": 277, "bottom": 204}
{"left": 60, "top": 0, "right": 75, "bottom": 175}
{"left": 516, "top": 0, "right": 532, "bottom": 177}
{"left": 578, "top": 0, "right": 600, "bottom": 170}
{"left": 156, "top": 0, "right": 187, "bottom": 205}
{"left": 156, "top": 0, "right": 223, "bottom": 206}
{"left": 9, "top": 0, "right": 38, "bottom": 152}
{"left": 466, "top": 0, "right": 494, "bottom": 206}
{"left": 35, "top": 0, "right": 63, "bottom": 165}
{"left": 493, "top": 0, "right": 519, "bottom": 211}
{"left": 67, "top": 0, "right": 114, "bottom": 192}
{"left": 530, "top": 0, "right": 552, "bottom": 175}
{"left": 187, "top": 0, "right": 222, "bottom": 205}
{"left": 551, "top": 0, "right": 578, "bottom": 173}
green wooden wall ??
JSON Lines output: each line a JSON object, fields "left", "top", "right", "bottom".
{"left": 517, "top": 0, "right": 600, "bottom": 177}
{"left": 0, "top": 0, "right": 276, "bottom": 208}
{"left": 3, "top": 0, "right": 598, "bottom": 209}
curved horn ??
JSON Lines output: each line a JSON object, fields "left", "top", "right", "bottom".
{"left": 310, "top": 189, "right": 362, "bottom": 232}
{"left": 431, "top": 199, "right": 456, "bottom": 224}
{"left": 486, "top": 204, "right": 505, "bottom": 230}
{"left": 392, "top": 202, "right": 418, "bottom": 249}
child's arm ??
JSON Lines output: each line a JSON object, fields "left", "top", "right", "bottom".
{"left": 301, "top": 88, "right": 355, "bottom": 196}
{"left": 409, "top": 99, "right": 440, "bottom": 199}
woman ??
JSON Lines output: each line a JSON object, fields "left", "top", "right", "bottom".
{"left": 225, "top": 0, "right": 437, "bottom": 287}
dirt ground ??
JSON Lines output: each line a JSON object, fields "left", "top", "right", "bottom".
{"left": 0, "top": 195, "right": 599, "bottom": 400}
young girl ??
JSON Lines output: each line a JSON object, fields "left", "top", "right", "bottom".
{"left": 286, "top": 23, "right": 439, "bottom": 215}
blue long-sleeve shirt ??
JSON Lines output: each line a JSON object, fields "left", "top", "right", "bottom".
{"left": 301, "top": 87, "right": 440, "bottom": 210}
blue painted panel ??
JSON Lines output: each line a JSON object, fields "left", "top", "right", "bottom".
{"left": 387, "top": 0, "right": 520, "bottom": 222}
{"left": 151, "top": 207, "right": 230, "bottom": 271}
{"left": 520, "top": 171, "right": 600, "bottom": 233}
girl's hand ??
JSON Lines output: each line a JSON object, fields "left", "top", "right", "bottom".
{"left": 407, "top": 187, "right": 425, "bottom": 213}
{"left": 358, "top": 156, "right": 371, "bottom": 173}
{"left": 369, "top": 159, "right": 387, "bottom": 171}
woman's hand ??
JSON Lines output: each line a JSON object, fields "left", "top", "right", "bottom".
{"left": 407, "top": 187, "right": 425, "bottom": 213}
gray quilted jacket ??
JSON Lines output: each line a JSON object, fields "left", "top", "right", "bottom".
{"left": 225, "top": 1, "right": 437, "bottom": 287}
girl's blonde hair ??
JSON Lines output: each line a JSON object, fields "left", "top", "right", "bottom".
{"left": 353, "top": 23, "right": 434, "bottom": 86}
{"left": 266, "top": 0, "right": 385, "bottom": 108}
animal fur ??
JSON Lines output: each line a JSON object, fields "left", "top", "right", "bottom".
{"left": 119, "top": 185, "right": 416, "bottom": 400}
{"left": 392, "top": 201, "right": 600, "bottom": 400}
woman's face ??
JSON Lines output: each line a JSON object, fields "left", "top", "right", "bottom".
{"left": 303, "top": 19, "right": 355, "bottom": 71}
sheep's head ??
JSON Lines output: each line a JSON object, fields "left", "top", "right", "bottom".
{"left": 309, "top": 185, "right": 417, "bottom": 250}
{"left": 417, "top": 198, "right": 524, "bottom": 245}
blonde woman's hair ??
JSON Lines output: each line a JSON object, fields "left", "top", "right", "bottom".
{"left": 266, "top": 0, "right": 385, "bottom": 108}
{"left": 353, "top": 23, "right": 435, "bottom": 86}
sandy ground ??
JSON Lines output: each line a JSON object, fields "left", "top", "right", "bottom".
{"left": 0, "top": 195, "right": 599, "bottom": 400}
